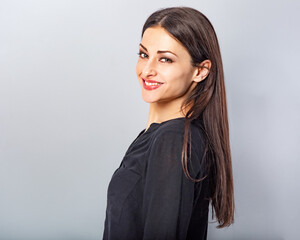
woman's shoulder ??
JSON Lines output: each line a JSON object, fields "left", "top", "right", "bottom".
{"left": 152, "top": 117, "right": 185, "bottom": 140}
{"left": 148, "top": 117, "right": 207, "bottom": 178}
{"left": 151, "top": 117, "right": 206, "bottom": 143}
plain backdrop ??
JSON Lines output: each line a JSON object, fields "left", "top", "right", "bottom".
{"left": 0, "top": 0, "right": 299, "bottom": 239}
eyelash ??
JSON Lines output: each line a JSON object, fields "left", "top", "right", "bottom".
{"left": 137, "top": 51, "right": 148, "bottom": 58}
{"left": 137, "top": 51, "right": 173, "bottom": 63}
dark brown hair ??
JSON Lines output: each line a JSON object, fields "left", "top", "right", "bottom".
{"left": 141, "top": 7, "right": 234, "bottom": 228}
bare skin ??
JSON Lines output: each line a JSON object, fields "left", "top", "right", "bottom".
{"left": 135, "top": 26, "right": 211, "bottom": 131}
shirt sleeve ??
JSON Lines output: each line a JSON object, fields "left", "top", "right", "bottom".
{"left": 142, "top": 130, "right": 196, "bottom": 240}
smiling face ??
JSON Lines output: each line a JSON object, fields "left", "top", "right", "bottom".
{"left": 136, "top": 26, "right": 199, "bottom": 104}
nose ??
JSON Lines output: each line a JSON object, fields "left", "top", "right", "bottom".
{"left": 141, "top": 58, "right": 157, "bottom": 78}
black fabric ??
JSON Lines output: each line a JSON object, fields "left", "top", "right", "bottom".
{"left": 103, "top": 117, "right": 210, "bottom": 240}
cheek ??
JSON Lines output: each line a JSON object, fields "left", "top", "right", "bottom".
{"left": 163, "top": 70, "right": 193, "bottom": 97}
{"left": 162, "top": 68, "right": 191, "bottom": 88}
{"left": 136, "top": 60, "right": 144, "bottom": 76}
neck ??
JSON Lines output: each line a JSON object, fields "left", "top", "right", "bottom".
{"left": 145, "top": 81, "right": 198, "bottom": 131}
{"left": 145, "top": 96, "right": 188, "bottom": 131}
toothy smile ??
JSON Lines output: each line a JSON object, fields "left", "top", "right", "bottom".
{"left": 145, "top": 81, "right": 160, "bottom": 86}
{"left": 142, "top": 78, "right": 164, "bottom": 90}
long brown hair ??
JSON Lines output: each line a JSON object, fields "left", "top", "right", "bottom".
{"left": 141, "top": 7, "right": 234, "bottom": 228}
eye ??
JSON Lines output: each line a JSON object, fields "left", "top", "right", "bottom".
{"left": 160, "top": 57, "right": 173, "bottom": 63}
{"left": 137, "top": 51, "right": 148, "bottom": 59}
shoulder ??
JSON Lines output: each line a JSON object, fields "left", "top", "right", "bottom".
{"left": 153, "top": 118, "right": 205, "bottom": 140}
{"left": 149, "top": 118, "right": 206, "bottom": 150}
{"left": 151, "top": 118, "right": 185, "bottom": 146}
{"left": 146, "top": 118, "right": 208, "bottom": 176}
{"left": 147, "top": 119, "right": 185, "bottom": 168}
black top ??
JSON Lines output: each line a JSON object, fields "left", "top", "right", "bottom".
{"left": 103, "top": 117, "right": 210, "bottom": 240}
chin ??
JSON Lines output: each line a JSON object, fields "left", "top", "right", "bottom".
{"left": 142, "top": 96, "right": 156, "bottom": 103}
{"left": 141, "top": 93, "right": 159, "bottom": 103}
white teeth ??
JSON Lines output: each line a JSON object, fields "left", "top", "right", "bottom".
{"left": 145, "top": 81, "right": 160, "bottom": 86}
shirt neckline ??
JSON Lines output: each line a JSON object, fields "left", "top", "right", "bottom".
{"left": 142, "top": 117, "right": 185, "bottom": 134}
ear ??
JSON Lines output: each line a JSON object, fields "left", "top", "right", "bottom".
{"left": 192, "top": 59, "right": 212, "bottom": 83}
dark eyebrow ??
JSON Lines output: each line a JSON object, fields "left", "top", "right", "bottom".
{"left": 139, "top": 43, "right": 178, "bottom": 57}
{"left": 157, "top": 50, "right": 178, "bottom": 57}
{"left": 139, "top": 43, "right": 148, "bottom": 51}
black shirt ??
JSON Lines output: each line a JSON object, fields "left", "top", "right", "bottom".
{"left": 103, "top": 117, "right": 210, "bottom": 240}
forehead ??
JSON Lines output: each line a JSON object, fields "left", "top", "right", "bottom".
{"left": 141, "top": 26, "right": 187, "bottom": 54}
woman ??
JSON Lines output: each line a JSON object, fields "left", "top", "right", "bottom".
{"left": 103, "top": 6, "right": 234, "bottom": 240}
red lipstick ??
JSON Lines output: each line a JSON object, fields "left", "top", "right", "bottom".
{"left": 142, "top": 78, "right": 163, "bottom": 91}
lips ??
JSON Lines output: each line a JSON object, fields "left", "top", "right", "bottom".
{"left": 142, "top": 78, "right": 164, "bottom": 91}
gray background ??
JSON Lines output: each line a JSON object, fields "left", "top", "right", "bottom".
{"left": 0, "top": 0, "right": 299, "bottom": 239}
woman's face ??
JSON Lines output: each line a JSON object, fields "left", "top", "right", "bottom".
{"left": 136, "top": 26, "right": 198, "bottom": 104}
